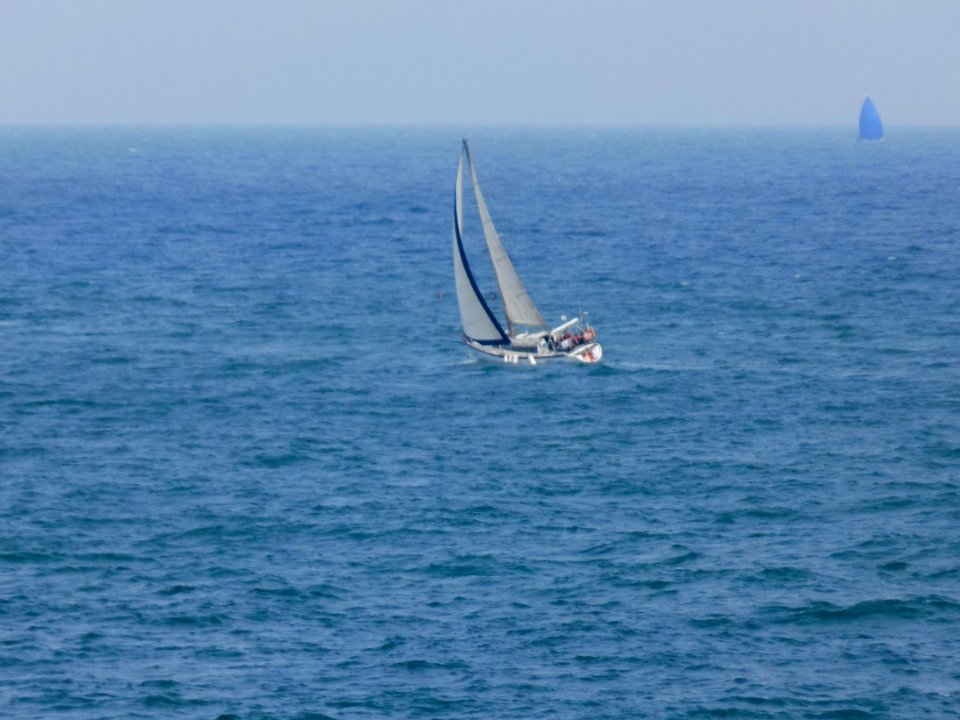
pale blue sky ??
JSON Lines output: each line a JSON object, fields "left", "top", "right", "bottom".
{"left": 1, "top": 0, "right": 958, "bottom": 125}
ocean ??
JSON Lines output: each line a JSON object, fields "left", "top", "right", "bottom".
{"left": 1, "top": 126, "right": 958, "bottom": 719}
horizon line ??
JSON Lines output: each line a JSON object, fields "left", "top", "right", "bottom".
{"left": 1, "top": 121, "right": 958, "bottom": 129}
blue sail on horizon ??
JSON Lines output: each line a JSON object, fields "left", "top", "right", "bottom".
{"left": 859, "top": 96, "right": 884, "bottom": 140}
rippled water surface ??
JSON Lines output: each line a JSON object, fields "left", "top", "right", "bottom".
{"left": 1, "top": 127, "right": 959, "bottom": 719}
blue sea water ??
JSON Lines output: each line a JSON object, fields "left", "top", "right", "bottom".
{"left": 1, "top": 126, "right": 959, "bottom": 719}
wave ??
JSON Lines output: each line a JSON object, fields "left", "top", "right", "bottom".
{"left": 768, "top": 595, "right": 960, "bottom": 625}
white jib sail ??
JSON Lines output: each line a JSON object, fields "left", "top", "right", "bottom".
{"left": 463, "top": 143, "right": 547, "bottom": 332}
{"left": 453, "top": 152, "right": 507, "bottom": 343}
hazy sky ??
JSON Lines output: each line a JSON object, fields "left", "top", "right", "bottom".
{"left": 1, "top": 0, "right": 958, "bottom": 125}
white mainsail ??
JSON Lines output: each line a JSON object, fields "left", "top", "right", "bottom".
{"left": 462, "top": 142, "right": 547, "bottom": 332}
{"left": 453, "top": 152, "right": 509, "bottom": 344}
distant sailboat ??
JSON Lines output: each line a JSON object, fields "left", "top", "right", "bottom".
{"left": 858, "top": 97, "right": 884, "bottom": 140}
{"left": 452, "top": 140, "right": 602, "bottom": 365}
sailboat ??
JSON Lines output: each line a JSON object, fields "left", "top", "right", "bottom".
{"left": 452, "top": 140, "right": 602, "bottom": 365}
{"left": 858, "top": 97, "right": 884, "bottom": 140}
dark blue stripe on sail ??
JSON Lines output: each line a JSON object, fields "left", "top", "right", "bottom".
{"left": 454, "top": 185, "right": 509, "bottom": 344}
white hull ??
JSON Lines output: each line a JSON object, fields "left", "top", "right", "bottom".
{"left": 466, "top": 338, "right": 603, "bottom": 365}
